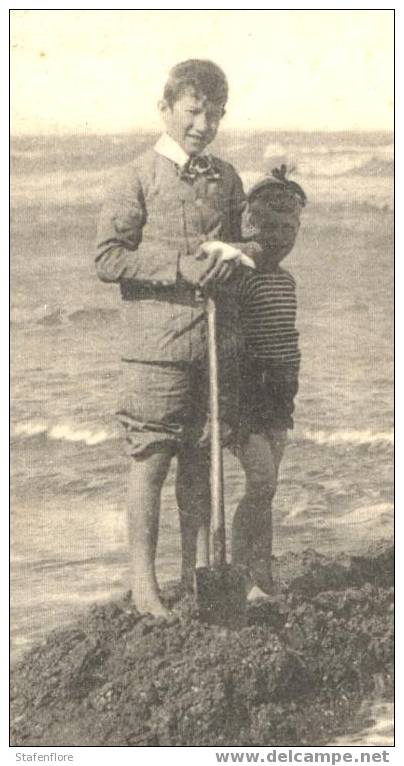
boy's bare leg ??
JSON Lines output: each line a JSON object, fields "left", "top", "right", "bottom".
{"left": 127, "top": 449, "right": 173, "bottom": 616}
{"left": 232, "top": 429, "right": 287, "bottom": 595}
{"left": 176, "top": 447, "right": 211, "bottom": 592}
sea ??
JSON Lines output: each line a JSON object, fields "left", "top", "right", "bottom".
{"left": 11, "top": 130, "right": 394, "bottom": 745}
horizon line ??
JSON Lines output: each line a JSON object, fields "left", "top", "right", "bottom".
{"left": 11, "top": 127, "right": 394, "bottom": 138}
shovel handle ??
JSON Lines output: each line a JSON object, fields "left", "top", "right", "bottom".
{"left": 206, "top": 295, "right": 226, "bottom": 567}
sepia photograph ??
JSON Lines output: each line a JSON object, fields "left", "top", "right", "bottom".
{"left": 10, "top": 8, "right": 394, "bottom": 749}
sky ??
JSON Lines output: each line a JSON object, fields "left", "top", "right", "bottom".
{"left": 10, "top": 9, "right": 394, "bottom": 134}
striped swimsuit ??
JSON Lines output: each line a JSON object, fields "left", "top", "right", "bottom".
{"left": 236, "top": 267, "right": 300, "bottom": 432}
{"left": 238, "top": 267, "right": 300, "bottom": 365}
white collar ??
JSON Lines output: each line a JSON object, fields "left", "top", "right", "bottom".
{"left": 154, "top": 133, "right": 205, "bottom": 168}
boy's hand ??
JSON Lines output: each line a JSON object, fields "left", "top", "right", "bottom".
{"left": 196, "top": 241, "right": 243, "bottom": 287}
{"left": 178, "top": 250, "right": 213, "bottom": 286}
{"left": 178, "top": 242, "right": 243, "bottom": 287}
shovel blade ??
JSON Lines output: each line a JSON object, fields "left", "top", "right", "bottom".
{"left": 195, "top": 564, "right": 247, "bottom": 628}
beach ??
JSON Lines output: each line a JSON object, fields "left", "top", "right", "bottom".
{"left": 11, "top": 544, "right": 393, "bottom": 746}
{"left": 11, "top": 130, "right": 394, "bottom": 745}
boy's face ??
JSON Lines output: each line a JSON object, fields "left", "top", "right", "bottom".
{"left": 159, "top": 89, "right": 225, "bottom": 156}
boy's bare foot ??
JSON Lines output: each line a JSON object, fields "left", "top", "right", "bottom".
{"left": 180, "top": 572, "right": 196, "bottom": 595}
{"left": 131, "top": 588, "right": 170, "bottom": 618}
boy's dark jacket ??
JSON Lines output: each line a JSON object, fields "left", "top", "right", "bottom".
{"left": 96, "top": 148, "right": 260, "bottom": 363}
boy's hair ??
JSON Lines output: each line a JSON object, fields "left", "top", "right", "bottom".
{"left": 163, "top": 59, "right": 228, "bottom": 107}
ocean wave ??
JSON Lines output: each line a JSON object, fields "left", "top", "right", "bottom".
{"left": 11, "top": 165, "right": 118, "bottom": 208}
{"left": 298, "top": 428, "right": 394, "bottom": 447}
{"left": 263, "top": 142, "right": 393, "bottom": 178}
{"left": 11, "top": 305, "right": 121, "bottom": 327}
{"left": 282, "top": 501, "right": 393, "bottom": 528}
{"left": 68, "top": 307, "right": 120, "bottom": 324}
{"left": 12, "top": 420, "right": 116, "bottom": 446}
{"left": 349, "top": 158, "right": 394, "bottom": 177}
{"left": 331, "top": 502, "right": 393, "bottom": 526}
{"left": 11, "top": 140, "right": 393, "bottom": 210}
{"left": 13, "top": 420, "right": 394, "bottom": 450}
{"left": 264, "top": 141, "right": 393, "bottom": 157}
{"left": 240, "top": 171, "right": 393, "bottom": 212}
{"left": 297, "top": 155, "right": 393, "bottom": 178}
{"left": 13, "top": 421, "right": 49, "bottom": 437}
{"left": 331, "top": 702, "right": 394, "bottom": 746}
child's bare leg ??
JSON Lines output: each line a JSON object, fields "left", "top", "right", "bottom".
{"left": 127, "top": 449, "right": 173, "bottom": 616}
{"left": 176, "top": 447, "right": 211, "bottom": 592}
{"left": 232, "top": 430, "right": 286, "bottom": 594}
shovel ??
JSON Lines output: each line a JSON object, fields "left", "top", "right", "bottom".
{"left": 195, "top": 295, "right": 247, "bottom": 627}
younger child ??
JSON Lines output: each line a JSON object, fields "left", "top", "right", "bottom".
{"left": 232, "top": 166, "right": 306, "bottom": 597}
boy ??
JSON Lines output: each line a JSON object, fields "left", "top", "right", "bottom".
{"left": 95, "top": 60, "right": 260, "bottom": 616}
{"left": 231, "top": 167, "right": 306, "bottom": 597}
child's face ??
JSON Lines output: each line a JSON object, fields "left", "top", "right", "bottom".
{"left": 249, "top": 204, "right": 300, "bottom": 265}
{"left": 159, "top": 89, "right": 225, "bottom": 156}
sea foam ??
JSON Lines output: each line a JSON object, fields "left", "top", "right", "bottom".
{"left": 299, "top": 428, "right": 393, "bottom": 447}
{"left": 13, "top": 421, "right": 393, "bottom": 450}
{"left": 281, "top": 501, "right": 393, "bottom": 528}
{"left": 13, "top": 420, "right": 116, "bottom": 446}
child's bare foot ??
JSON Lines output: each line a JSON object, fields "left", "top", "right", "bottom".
{"left": 247, "top": 563, "right": 280, "bottom": 601}
{"left": 250, "top": 559, "right": 276, "bottom": 597}
{"left": 247, "top": 584, "right": 279, "bottom": 602}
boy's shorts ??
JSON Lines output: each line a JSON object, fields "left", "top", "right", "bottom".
{"left": 117, "top": 359, "right": 238, "bottom": 458}
{"left": 238, "top": 359, "right": 298, "bottom": 442}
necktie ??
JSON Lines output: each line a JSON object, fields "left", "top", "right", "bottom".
{"left": 179, "top": 155, "right": 221, "bottom": 183}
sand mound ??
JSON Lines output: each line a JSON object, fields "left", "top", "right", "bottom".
{"left": 11, "top": 545, "right": 394, "bottom": 746}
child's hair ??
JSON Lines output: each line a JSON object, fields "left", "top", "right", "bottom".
{"left": 243, "top": 166, "right": 306, "bottom": 245}
{"left": 248, "top": 165, "right": 307, "bottom": 214}
{"left": 163, "top": 59, "right": 229, "bottom": 107}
